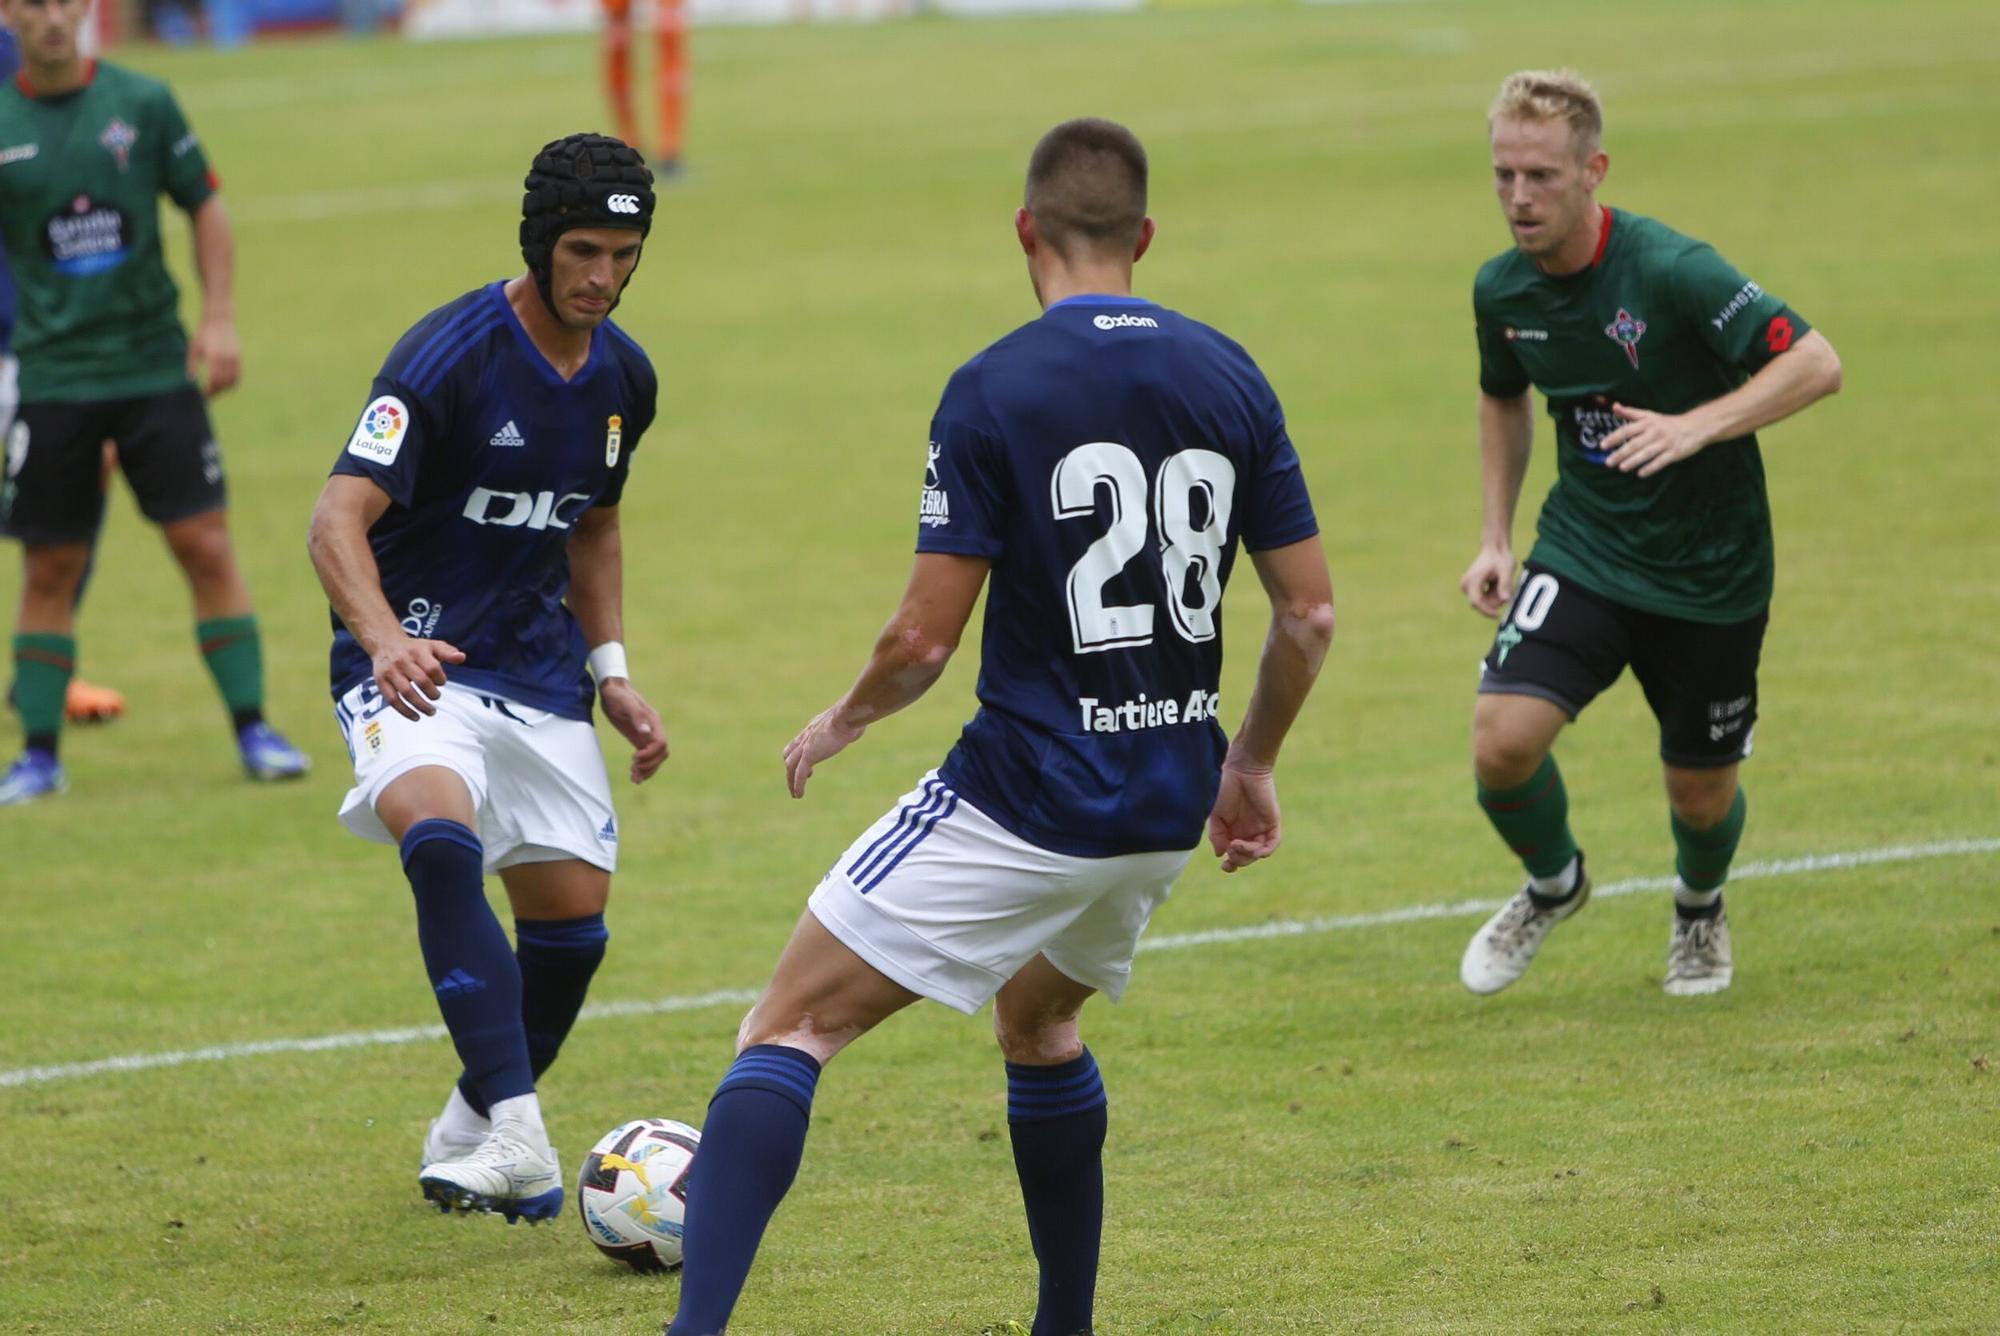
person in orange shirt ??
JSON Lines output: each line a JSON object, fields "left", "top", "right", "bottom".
{"left": 601, "top": 0, "right": 685, "bottom": 176}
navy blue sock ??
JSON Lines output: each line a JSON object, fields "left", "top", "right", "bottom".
{"left": 667, "top": 1045, "right": 823, "bottom": 1336}
{"left": 1008, "top": 1048, "right": 1108, "bottom": 1336}
{"left": 455, "top": 912, "right": 608, "bottom": 1118}
{"left": 400, "top": 820, "right": 533, "bottom": 1111}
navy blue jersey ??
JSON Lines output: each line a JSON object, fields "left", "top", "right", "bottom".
{"left": 327, "top": 281, "right": 656, "bottom": 720}
{"left": 923, "top": 295, "right": 1318, "bottom": 857}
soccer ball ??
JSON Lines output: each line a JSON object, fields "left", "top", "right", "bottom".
{"left": 576, "top": 1118, "right": 701, "bottom": 1271}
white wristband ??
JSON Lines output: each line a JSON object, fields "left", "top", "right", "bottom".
{"left": 587, "top": 641, "right": 630, "bottom": 684}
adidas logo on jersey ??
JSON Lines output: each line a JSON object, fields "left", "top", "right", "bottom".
{"left": 1093, "top": 313, "right": 1160, "bottom": 331}
{"left": 489, "top": 420, "right": 526, "bottom": 448}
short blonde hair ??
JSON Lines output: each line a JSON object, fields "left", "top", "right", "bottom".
{"left": 1489, "top": 69, "right": 1603, "bottom": 160}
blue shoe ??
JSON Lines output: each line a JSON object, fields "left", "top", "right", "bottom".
{"left": 0, "top": 749, "right": 66, "bottom": 806}
{"left": 238, "top": 721, "right": 311, "bottom": 781}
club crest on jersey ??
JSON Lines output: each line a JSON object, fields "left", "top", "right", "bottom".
{"left": 98, "top": 118, "right": 139, "bottom": 172}
{"left": 605, "top": 415, "right": 622, "bottom": 467}
{"left": 1604, "top": 307, "right": 1647, "bottom": 368}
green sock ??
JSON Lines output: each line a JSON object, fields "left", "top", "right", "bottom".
{"left": 196, "top": 615, "right": 264, "bottom": 723}
{"left": 1673, "top": 787, "right": 1747, "bottom": 892}
{"left": 13, "top": 632, "right": 76, "bottom": 748}
{"left": 1477, "top": 753, "right": 1579, "bottom": 879}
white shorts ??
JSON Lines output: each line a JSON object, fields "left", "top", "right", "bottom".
{"left": 333, "top": 679, "right": 619, "bottom": 874}
{"left": 807, "top": 771, "right": 1193, "bottom": 1014}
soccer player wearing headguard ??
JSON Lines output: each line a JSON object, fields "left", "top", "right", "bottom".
{"left": 308, "top": 134, "right": 668, "bottom": 1222}
{"left": 664, "top": 118, "right": 1335, "bottom": 1336}
{"left": 1457, "top": 71, "right": 1841, "bottom": 998}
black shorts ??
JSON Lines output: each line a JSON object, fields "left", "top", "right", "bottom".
{"left": 0, "top": 386, "right": 226, "bottom": 545}
{"left": 1479, "top": 562, "right": 1767, "bottom": 769}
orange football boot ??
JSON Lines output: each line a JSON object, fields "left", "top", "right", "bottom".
{"left": 64, "top": 678, "right": 127, "bottom": 724}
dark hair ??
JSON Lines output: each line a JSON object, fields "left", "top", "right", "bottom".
{"left": 1024, "top": 118, "right": 1148, "bottom": 259}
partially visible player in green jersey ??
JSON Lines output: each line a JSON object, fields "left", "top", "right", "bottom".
{"left": 0, "top": 0, "right": 309, "bottom": 805}
{"left": 1456, "top": 70, "right": 1842, "bottom": 998}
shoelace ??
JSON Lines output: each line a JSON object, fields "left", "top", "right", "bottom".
{"left": 1491, "top": 895, "right": 1555, "bottom": 955}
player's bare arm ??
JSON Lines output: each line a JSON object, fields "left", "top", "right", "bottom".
{"left": 784, "top": 552, "right": 990, "bottom": 799}
{"left": 1603, "top": 329, "right": 1842, "bottom": 477}
{"left": 1461, "top": 389, "right": 1536, "bottom": 617}
{"left": 1206, "top": 535, "right": 1335, "bottom": 873}
{"left": 307, "top": 474, "right": 464, "bottom": 720}
{"left": 567, "top": 504, "right": 668, "bottom": 784}
{"left": 187, "top": 196, "right": 240, "bottom": 397}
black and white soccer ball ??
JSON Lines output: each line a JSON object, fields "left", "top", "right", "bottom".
{"left": 576, "top": 1118, "right": 700, "bottom": 1271}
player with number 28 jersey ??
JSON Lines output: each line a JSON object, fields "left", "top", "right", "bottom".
{"left": 924, "top": 295, "right": 1317, "bottom": 856}
{"left": 663, "top": 119, "right": 1336, "bottom": 1336}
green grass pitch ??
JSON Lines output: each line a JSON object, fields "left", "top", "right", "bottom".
{"left": 3, "top": 0, "right": 1997, "bottom": 1330}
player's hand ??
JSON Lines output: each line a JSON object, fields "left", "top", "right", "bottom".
{"left": 372, "top": 638, "right": 465, "bottom": 721}
{"left": 783, "top": 703, "right": 865, "bottom": 800}
{"left": 189, "top": 317, "right": 242, "bottom": 398}
{"left": 1460, "top": 544, "right": 1516, "bottom": 618}
{"left": 600, "top": 679, "right": 669, "bottom": 784}
{"left": 1206, "top": 762, "right": 1281, "bottom": 873}
{"left": 1601, "top": 403, "right": 1708, "bottom": 477}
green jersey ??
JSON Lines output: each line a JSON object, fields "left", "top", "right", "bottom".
{"left": 1473, "top": 206, "right": 1810, "bottom": 622}
{"left": 0, "top": 61, "right": 217, "bottom": 403}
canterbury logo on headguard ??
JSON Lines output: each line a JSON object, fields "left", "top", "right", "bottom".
{"left": 606, "top": 194, "right": 641, "bottom": 214}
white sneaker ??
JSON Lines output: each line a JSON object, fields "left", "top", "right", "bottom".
{"left": 419, "top": 1127, "right": 563, "bottom": 1223}
{"left": 1664, "top": 903, "right": 1733, "bottom": 996}
{"left": 1460, "top": 855, "right": 1591, "bottom": 995}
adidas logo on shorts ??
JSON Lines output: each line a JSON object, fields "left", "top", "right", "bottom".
{"left": 488, "top": 420, "right": 526, "bottom": 448}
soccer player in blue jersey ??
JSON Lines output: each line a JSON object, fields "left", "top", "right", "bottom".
{"left": 307, "top": 134, "right": 668, "bottom": 1222}
{"left": 663, "top": 118, "right": 1336, "bottom": 1336}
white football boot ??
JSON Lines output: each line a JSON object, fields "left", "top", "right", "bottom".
{"left": 419, "top": 1125, "right": 563, "bottom": 1224}
{"left": 1664, "top": 902, "right": 1733, "bottom": 996}
{"left": 1460, "top": 854, "right": 1591, "bottom": 995}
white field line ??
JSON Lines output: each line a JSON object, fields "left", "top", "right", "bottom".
{"left": 1136, "top": 837, "right": 2000, "bottom": 953}
{"left": 2, "top": 838, "right": 1994, "bottom": 1091}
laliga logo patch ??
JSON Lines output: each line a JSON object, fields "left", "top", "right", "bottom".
{"left": 347, "top": 396, "right": 408, "bottom": 465}
{"left": 606, "top": 194, "right": 641, "bottom": 215}
{"left": 606, "top": 415, "right": 623, "bottom": 467}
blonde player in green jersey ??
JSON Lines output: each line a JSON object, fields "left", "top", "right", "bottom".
{"left": 0, "top": 0, "right": 309, "bottom": 804}
{"left": 1457, "top": 70, "right": 1842, "bottom": 997}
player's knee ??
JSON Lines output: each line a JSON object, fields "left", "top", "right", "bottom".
{"left": 22, "top": 547, "right": 89, "bottom": 599}
{"left": 1667, "top": 773, "right": 1737, "bottom": 829}
{"left": 165, "top": 517, "right": 237, "bottom": 578}
{"left": 1472, "top": 726, "right": 1544, "bottom": 789}
{"left": 992, "top": 1005, "right": 1081, "bottom": 1066}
